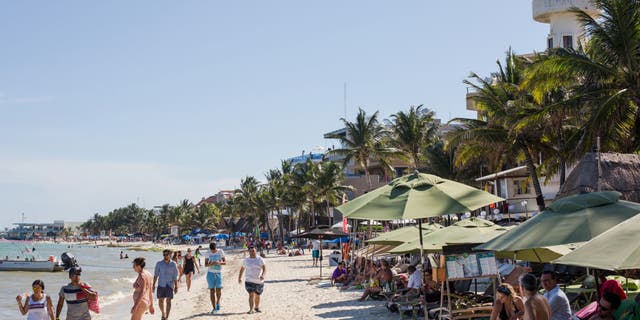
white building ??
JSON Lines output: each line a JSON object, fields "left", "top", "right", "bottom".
{"left": 532, "top": 0, "right": 599, "bottom": 50}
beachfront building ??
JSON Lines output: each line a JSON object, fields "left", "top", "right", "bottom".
{"left": 532, "top": 0, "right": 599, "bottom": 50}
{"left": 197, "top": 190, "right": 235, "bottom": 206}
{"left": 6, "top": 220, "right": 84, "bottom": 240}
{"left": 466, "top": 1, "right": 601, "bottom": 213}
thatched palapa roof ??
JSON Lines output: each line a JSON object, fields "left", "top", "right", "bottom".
{"left": 557, "top": 153, "right": 640, "bottom": 202}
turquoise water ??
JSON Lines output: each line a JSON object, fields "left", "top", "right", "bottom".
{"left": 0, "top": 242, "right": 163, "bottom": 319}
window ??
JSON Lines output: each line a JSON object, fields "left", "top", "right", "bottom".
{"left": 547, "top": 37, "right": 554, "bottom": 49}
{"left": 513, "top": 179, "right": 530, "bottom": 195}
{"left": 563, "top": 35, "right": 573, "bottom": 49}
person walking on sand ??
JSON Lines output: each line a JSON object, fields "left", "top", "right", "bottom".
{"left": 183, "top": 248, "right": 199, "bottom": 291}
{"left": 16, "top": 279, "right": 55, "bottom": 320}
{"left": 131, "top": 257, "right": 154, "bottom": 320}
{"left": 205, "top": 242, "right": 226, "bottom": 314}
{"left": 194, "top": 246, "right": 202, "bottom": 268}
{"left": 56, "top": 267, "right": 98, "bottom": 320}
{"left": 172, "top": 251, "right": 184, "bottom": 283}
{"left": 310, "top": 239, "right": 320, "bottom": 267}
{"left": 238, "top": 245, "right": 266, "bottom": 314}
{"left": 153, "top": 249, "right": 178, "bottom": 320}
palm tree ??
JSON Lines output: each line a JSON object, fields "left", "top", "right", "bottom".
{"left": 448, "top": 49, "right": 548, "bottom": 211}
{"left": 388, "top": 105, "right": 438, "bottom": 170}
{"left": 264, "top": 169, "right": 287, "bottom": 242}
{"left": 232, "top": 176, "right": 262, "bottom": 232}
{"left": 327, "top": 108, "right": 399, "bottom": 191}
{"left": 314, "top": 161, "right": 354, "bottom": 222}
{"left": 523, "top": 0, "right": 640, "bottom": 153}
{"left": 189, "top": 203, "right": 221, "bottom": 231}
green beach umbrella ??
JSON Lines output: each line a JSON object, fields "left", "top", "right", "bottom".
{"left": 337, "top": 172, "right": 504, "bottom": 220}
{"left": 476, "top": 191, "right": 640, "bottom": 253}
{"left": 389, "top": 217, "right": 507, "bottom": 253}
{"left": 367, "top": 223, "right": 444, "bottom": 245}
{"left": 337, "top": 172, "right": 504, "bottom": 263}
{"left": 494, "top": 244, "right": 581, "bottom": 263}
{"left": 553, "top": 214, "right": 640, "bottom": 270}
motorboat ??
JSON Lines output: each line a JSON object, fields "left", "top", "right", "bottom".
{"left": 0, "top": 256, "right": 64, "bottom": 272}
{"left": 0, "top": 252, "right": 75, "bottom": 272}
{"left": 0, "top": 259, "right": 64, "bottom": 272}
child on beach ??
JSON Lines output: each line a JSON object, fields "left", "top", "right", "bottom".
{"left": 16, "top": 279, "right": 55, "bottom": 320}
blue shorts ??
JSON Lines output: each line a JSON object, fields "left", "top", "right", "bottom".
{"left": 245, "top": 282, "right": 264, "bottom": 295}
{"left": 207, "top": 272, "right": 223, "bottom": 289}
{"left": 312, "top": 250, "right": 320, "bottom": 258}
{"left": 157, "top": 285, "right": 174, "bottom": 299}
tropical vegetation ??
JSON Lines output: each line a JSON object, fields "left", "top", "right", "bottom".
{"left": 80, "top": 0, "right": 640, "bottom": 239}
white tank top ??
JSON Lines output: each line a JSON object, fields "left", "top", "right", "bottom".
{"left": 27, "top": 293, "right": 49, "bottom": 320}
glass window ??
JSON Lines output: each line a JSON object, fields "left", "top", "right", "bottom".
{"left": 513, "top": 179, "right": 530, "bottom": 195}
{"left": 547, "top": 37, "right": 554, "bottom": 49}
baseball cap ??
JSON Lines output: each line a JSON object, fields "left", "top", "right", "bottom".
{"left": 68, "top": 266, "right": 82, "bottom": 276}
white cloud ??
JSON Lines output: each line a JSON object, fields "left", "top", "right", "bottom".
{"left": 0, "top": 157, "right": 239, "bottom": 228}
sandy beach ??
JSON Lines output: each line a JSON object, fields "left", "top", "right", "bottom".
{"left": 133, "top": 248, "right": 397, "bottom": 320}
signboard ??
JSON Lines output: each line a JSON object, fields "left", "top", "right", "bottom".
{"left": 445, "top": 251, "right": 498, "bottom": 280}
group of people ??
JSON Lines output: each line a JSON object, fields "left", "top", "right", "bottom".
{"left": 16, "top": 242, "right": 267, "bottom": 320}
{"left": 491, "top": 271, "right": 636, "bottom": 320}
{"left": 328, "top": 255, "right": 639, "bottom": 320}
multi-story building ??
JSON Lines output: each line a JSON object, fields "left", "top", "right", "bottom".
{"left": 6, "top": 220, "right": 81, "bottom": 240}
{"left": 466, "top": 1, "right": 600, "bottom": 215}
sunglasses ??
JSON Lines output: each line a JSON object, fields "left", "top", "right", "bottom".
{"left": 599, "top": 303, "right": 611, "bottom": 312}
{"left": 497, "top": 286, "right": 511, "bottom": 295}
{"left": 163, "top": 252, "right": 171, "bottom": 256}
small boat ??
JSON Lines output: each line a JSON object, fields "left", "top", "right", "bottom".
{"left": 0, "top": 258, "right": 65, "bottom": 272}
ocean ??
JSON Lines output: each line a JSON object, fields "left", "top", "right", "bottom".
{"left": 0, "top": 241, "right": 164, "bottom": 319}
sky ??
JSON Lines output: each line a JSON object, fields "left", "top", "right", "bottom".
{"left": 0, "top": 1, "right": 549, "bottom": 229}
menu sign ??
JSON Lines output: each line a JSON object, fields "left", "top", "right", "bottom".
{"left": 445, "top": 252, "right": 498, "bottom": 280}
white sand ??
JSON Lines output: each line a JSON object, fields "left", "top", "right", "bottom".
{"left": 134, "top": 249, "right": 398, "bottom": 320}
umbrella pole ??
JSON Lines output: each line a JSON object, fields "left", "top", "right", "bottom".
{"left": 320, "top": 236, "right": 323, "bottom": 278}
{"left": 418, "top": 219, "right": 425, "bottom": 266}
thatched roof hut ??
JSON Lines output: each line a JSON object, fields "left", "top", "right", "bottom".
{"left": 557, "top": 153, "right": 640, "bottom": 202}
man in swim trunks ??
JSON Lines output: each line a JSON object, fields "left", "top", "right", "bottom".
{"left": 238, "top": 245, "right": 266, "bottom": 314}
{"left": 310, "top": 239, "right": 320, "bottom": 267}
{"left": 205, "top": 242, "right": 226, "bottom": 314}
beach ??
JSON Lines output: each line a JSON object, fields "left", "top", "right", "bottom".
{"left": 149, "top": 249, "right": 396, "bottom": 320}
{"left": 2, "top": 242, "right": 397, "bottom": 319}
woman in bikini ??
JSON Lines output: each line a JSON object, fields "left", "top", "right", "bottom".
{"left": 131, "top": 257, "right": 154, "bottom": 320}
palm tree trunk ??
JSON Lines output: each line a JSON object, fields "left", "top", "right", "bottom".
{"left": 277, "top": 208, "right": 285, "bottom": 244}
{"left": 264, "top": 211, "right": 274, "bottom": 242}
{"left": 557, "top": 123, "right": 566, "bottom": 186}
{"left": 522, "top": 144, "right": 546, "bottom": 211}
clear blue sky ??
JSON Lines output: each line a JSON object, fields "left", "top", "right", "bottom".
{"left": 0, "top": 1, "right": 548, "bottom": 228}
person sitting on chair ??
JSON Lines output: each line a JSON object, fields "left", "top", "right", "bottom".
{"left": 589, "top": 292, "right": 621, "bottom": 320}
{"left": 358, "top": 260, "right": 393, "bottom": 301}
{"left": 490, "top": 283, "right": 525, "bottom": 320}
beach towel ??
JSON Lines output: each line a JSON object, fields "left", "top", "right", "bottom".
{"left": 80, "top": 283, "right": 100, "bottom": 314}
